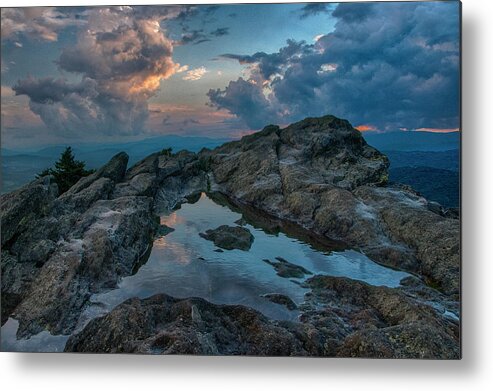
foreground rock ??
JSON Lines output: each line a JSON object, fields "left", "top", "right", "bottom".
{"left": 1, "top": 154, "right": 159, "bottom": 337}
{"left": 1, "top": 149, "right": 211, "bottom": 338}
{"left": 199, "top": 225, "right": 254, "bottom": 251}
{"left": 261, "top": 293, "right": 298, "bottom": 310}
{"left": 65, "top": 275, "right": 459, "bottom": 358}
{"left": 301, "top": 276, "right": 459, "bottom": 358}
{"left": 64, "top": 294, "right": 318, "bottom": 355}
{"left": 202, "top": 115, "right": 460, "bottom": 294}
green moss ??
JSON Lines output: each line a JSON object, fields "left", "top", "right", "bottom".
{"left": 378, "top": 173, "right": 389, "bottom": 186}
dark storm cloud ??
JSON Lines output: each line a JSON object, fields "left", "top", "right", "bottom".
{"left": 220, "top": 39, "right": 312, "bottom": 80}
{"left": 177, "top": 26, "right": 230, "bottom": 45}
{"left": 207, "top": 78, "right": 279, "bottom": 129}
{"left": 1, "top": 7, "right": 86, "bottom": 41}
{"left": 177, "top": 29, "right": 210, "bottom": 45}
{"left": 204, "top": 6, "right": 220, "bottom": 16}
{"left": 209, "top": 2, "right": 460, "bottom": 131}
{"left": 299, "top": 3, "right": 332, "bottom": 19}
{"left": 210, "top": 27, "right": 230, "bottom": 37}
{"left": 13, "top": 77, "right": 90, "bottom": 104}
{"left": 13, "top": 6, "right": 187, "bottom": 136}
{"left": 331, "top": 2, "right": 375, "bottom": 23}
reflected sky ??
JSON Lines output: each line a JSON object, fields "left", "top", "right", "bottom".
{"left": 1, "top": 192, "right": 410, "bottom": 352}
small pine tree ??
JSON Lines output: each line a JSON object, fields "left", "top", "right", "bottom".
{"left": 160, "top": 147, "right": 173, "bottom": 157}
{"left": 37, "top": 147, "right": 95, "bottom": 194}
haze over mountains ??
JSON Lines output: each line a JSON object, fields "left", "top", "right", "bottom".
{"left": 365, "top": 132, "right": 460, "bottom": 208}
{"left": 1, "top": 135, "right": 228, "bottom": 194}
{"left": 1, "top": 130, "right": 460, "bottom": 207}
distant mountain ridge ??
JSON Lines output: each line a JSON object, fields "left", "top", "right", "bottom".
{"left": 2, "top": 130, "right": 460, "bottom": 195}
{"left": 384, "top": 149, "right": 459, "bottom": 172}
{"left": 363, "top": 131, "right": 460, "bottom": 152}
{"left": 1, "top": 135, "right": 229, "bottom": 193}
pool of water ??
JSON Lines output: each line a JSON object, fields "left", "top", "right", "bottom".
{"left": 83, "top": 193, "right": 410, "bottom": 322}
{"left": 2, "top": 192, "right": 410, "bottom": 352}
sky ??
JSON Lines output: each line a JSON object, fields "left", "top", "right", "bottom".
{"left": 0, "top": 2, "right": 461, "bottom": 149}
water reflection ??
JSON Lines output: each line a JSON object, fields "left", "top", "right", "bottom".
{"left": 87, "top": 193, "right": 410, "bottom": 323}
{"left": 2, "top": 192, "right": 410, "bottom": 352}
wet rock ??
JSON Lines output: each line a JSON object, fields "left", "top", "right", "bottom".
{"left": 65, "top": 274, "right": 459, "bottom": 358}
{"left": 354, "top": 186, "right": 460, "bottom": 295}
{"left": 154, "top": 153, "right": 208, "bottom": 212}
{"left": 199, "top": 225, "right": 254, "bottom": 251}
{"left": 202, "top": 115, "right": 459, "bottom": 295}
{"left": 301, "top": 276, "right": 459, "bottom": 359}
{"left": 261, "top": 293, "right": 298, "bottom": 310}
{"left": 156, "top": 224, "right": 175, "bottom": 237}
{"left": 263, "top": 257, "right": 312, "bottom": 278}
{"left": 65, "top": 294, "right": 321, "bottom": 355}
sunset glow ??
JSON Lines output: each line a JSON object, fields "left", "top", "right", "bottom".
{"left": 356, "top": 125, "right": 378, "bottom": 132}
{"left": 0, "top": 3, "right": 460, "bottom": 148}
{"left": 416, "top": 128, "right": 460, "bottom": 133}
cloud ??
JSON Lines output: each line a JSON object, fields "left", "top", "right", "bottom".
{"left": 183, "top": 66, "right": 208, "bottom": 81}
{"left": 1, "top": 7, "right": 85, "bottom": 41}
{"left": 331, "top": 2, "right": 375, "bottom": 23}
{"left": 207, "top": 78, "right": 280, "bottom": 129}
{"left": 12, "top": 6, "right": 188, "bottom": 137}
{"left": 176, "top": 26, "right": 229, "bottom": 45}
{"left": 210, "top": 27, "right": 229, "bottom": 37}
{"left": 355, "top": 125, "right": 377, "bottom": 132}
{"left": 220, "top": 39, "right": 312, "bottom": 81}
{"left": 209, "top": 2, "right": 460, "bottom": 131}
{"left": 177, "top": 29, "right": 211, "bottom": 45}
{"left": 299, "top": 4, "right": 332, "bottom": 19}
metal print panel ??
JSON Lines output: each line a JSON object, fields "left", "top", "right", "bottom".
{"left": 0, "top": 1, "right": 461, "bottom": 358}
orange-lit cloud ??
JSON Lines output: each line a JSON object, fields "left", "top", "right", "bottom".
{"left": 355, "top": 124, "right": 377, "bottom": 132}
{"left": 416, "top": 127, "right": 460, "bottom": 133}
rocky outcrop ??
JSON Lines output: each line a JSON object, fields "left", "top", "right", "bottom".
{"left": 199, "top": 225, "right": 254, "bottom": 251}
{"left": 201, "top": 115, "right": 460, "bottom": 294}
{"left": 301, "top": 276, "right": 459, "bottom": 358}
{"left": 1, "top": 153, "right": 158, "bottom": 337}
{"left": 64, "top": 294, "right": 319, "bottom": 355}
{"left": 1, "top": 147, "right": 213, "bottom": 338}
{"left": 1, "top": 175, "right": 58, "bottom": 248}
{"left": 2, "top": 114, "right": 460, "bottom": 357}
{"left": 65, "top": 276, "right": 459, "bottom": 358}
